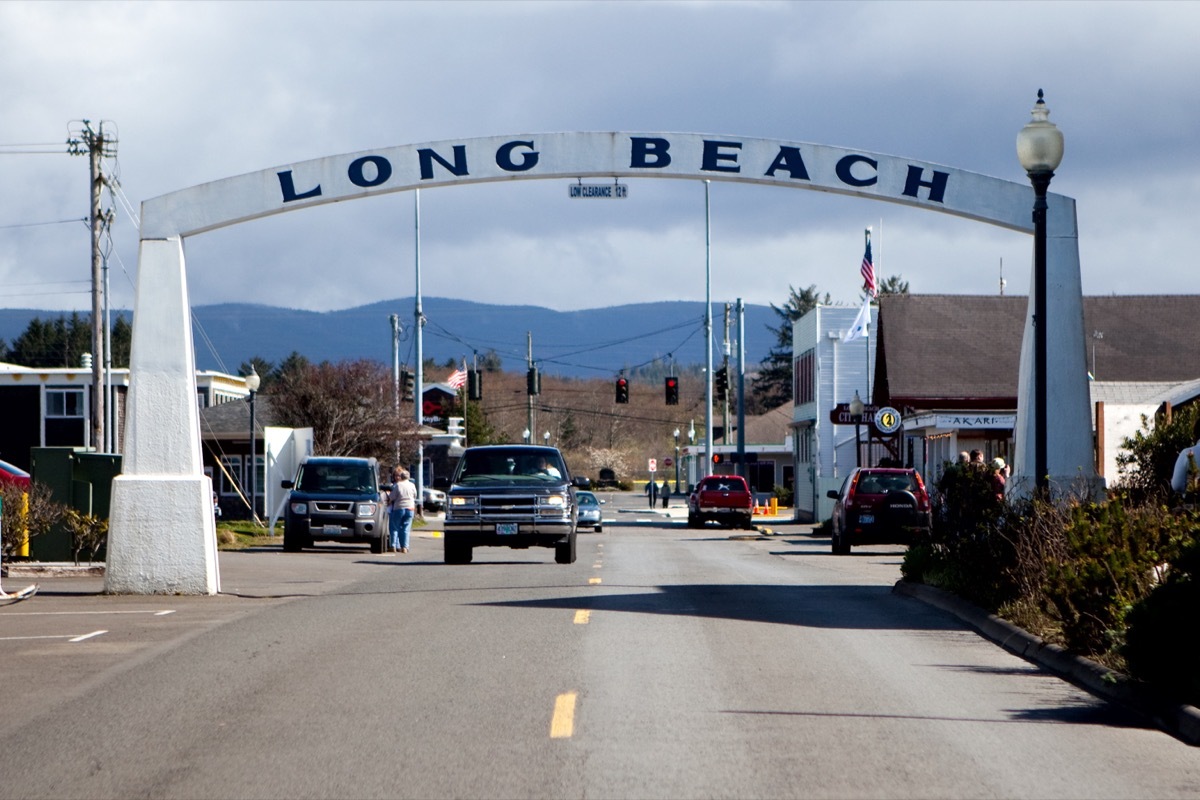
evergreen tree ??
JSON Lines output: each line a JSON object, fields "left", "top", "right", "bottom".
{"left": 749, "top": 285, "right": 829, "bottom": 413}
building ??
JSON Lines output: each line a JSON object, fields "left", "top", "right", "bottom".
{"left": 791, "top": 295, "right": 1200, "bottom": 523}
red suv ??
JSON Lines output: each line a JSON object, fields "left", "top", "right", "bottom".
{"left": 826, "top": 467, "right": 931, "bottom": 554}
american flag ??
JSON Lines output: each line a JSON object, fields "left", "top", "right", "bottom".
{"left": 860, "top": 231, "right": 877, "bottom": 298}
{"left": 446, "top": 365, "right": 467, "bottom": 390}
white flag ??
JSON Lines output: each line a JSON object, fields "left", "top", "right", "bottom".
{"left": 842, "top": 298, "right": 872, "bottom": 343}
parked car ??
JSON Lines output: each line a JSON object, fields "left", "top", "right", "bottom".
{"left": 687, "top": 474, "right": 754, "bottom": 529}
{"left": 576, "top": 490, "right": 604, "bottom": 532}
{"left": 280, "top": 456, "right": 389, "bottom": 554}
{"left": 0, "top": 458, "right": 31, "bottom": 491}
{"left": 443, "top": 445, "right": 587, "bottom": 564}
{"left": 423, "top": 486, "right": 447, "bottom": 512}
{"left": 826, "top": 467, "right": 932, "bottom": 554}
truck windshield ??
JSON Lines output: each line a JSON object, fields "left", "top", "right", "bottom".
{"left": 455, "top": 449, "right": 567, "bottom": 485}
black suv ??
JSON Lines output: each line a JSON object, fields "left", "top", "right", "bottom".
{"left": 281, "top": 456, "right": 389, "bottom": 554}
{"left": 443, "top": 445, "right": 586, "bottom": 564}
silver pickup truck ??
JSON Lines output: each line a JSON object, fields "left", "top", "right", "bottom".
{"left": 443, "top": 445, "right": 587, "bottom": 564}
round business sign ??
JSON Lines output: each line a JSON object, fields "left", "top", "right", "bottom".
{"left": 873, "top": 406, "right": 903, "bottom": 434}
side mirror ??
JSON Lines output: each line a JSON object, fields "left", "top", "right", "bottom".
{"left": 826, "top": 490, "right": 840, "bottom": 499}
{"left": 380, "top": 483, "right": 393, "bottom": 492}
{"left": 281, "top": 480, "right": 295, "bottom": 489}
{"left": 573, "top": 476, "right": 592, "bottom": 489}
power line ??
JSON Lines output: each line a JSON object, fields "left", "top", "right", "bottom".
{"left": 0, "top": 217, "right": 88, "bottom": 231}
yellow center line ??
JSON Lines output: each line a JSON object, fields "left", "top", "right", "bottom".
{"left": 550, "top": 691, "right": 577, "bottom": 738}
{"left": 588, "top": 577, "right": 602, "bottom": 585}
{"left": 573, "top": 609, "right": 590, "bottom": 624}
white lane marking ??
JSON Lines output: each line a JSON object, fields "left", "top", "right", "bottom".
{"left": 3, "top": 609, "right": 176, "bottom": 617}
{"left": 69, "top": 630, "right": 108, "bottom": 643}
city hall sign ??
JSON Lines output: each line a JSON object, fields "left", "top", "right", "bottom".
{"left": 111, "top": 130, "right": 1094, "bottom": 595}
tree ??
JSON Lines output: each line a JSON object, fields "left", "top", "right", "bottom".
{"left": 749, "top": 285, "right": 829, "bottom": 413}
{"left": 878, "top": 275, "right": 910, "bottom": 296}
{"left": 3, "top": 313, "right": 131, "bottom": 368}
{"left": 267, "top": 358, "right": 421, "bottom": 465}
{"left": 0, "top": 481, "right": 65, "bottom": 558}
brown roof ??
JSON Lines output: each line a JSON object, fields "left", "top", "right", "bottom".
{"left": 875, "top": 294, "right": 1200, "bottom": 411}
{"left": 741, "top": 403, "right": 793, "bottom": 445}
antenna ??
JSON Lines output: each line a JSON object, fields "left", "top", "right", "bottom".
{"left": 999, "top": 257, "right": 1006, "bottom": 296}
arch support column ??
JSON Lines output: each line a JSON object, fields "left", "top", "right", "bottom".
{"left": 105, "top": 237, "right": 219, "bottom": 595}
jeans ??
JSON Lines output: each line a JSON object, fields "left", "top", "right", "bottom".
{"left": 389, "top": 507, "right": 414, "bottom": 550}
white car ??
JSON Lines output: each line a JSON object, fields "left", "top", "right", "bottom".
{"left": 423, "top": 486, "right": 447, "bottom": 512}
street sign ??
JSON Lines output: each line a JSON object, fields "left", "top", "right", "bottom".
{"left": 648, "top": 458, "right": 657, "bottom": 472}
{"left": 828, "top": 402, "right": 880, "bottom": 425}
{"left": 873, "top": 406, "right": 903, "bottom": 434}
{"left": 663, "top": 457, "right": 674, "bottom": 467}
{"left": 569, "top": 183, "right": 628, "bottom": 199}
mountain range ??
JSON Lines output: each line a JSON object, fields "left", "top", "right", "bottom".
{"left": 0, "top": 298, "right": 782, "bottom": 378}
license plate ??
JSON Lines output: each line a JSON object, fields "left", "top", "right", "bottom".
{"left": 859, "top": 514, "right": 874, "bottom": 524}
{"left": 496, "top": 523, "right": 519, "bottom": 535}
{"left": 323, "top": 525, "right": 344, "bottom": 535}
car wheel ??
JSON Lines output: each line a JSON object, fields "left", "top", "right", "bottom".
{"left": 595, "top": 525, "right": 603, "bottom": 533}
{"left": 555, "top": 533, "right": 577, "bottom": 564}
{"left": 687, "top": 512, "right": 699, "bottom": 528}
{"left": 283, "top": 526, "right": 304, "bottom": 553}
{"left": 370, "top": 533, "right": 385, "bottom": 555}
{"left": 831, "top": 526, "right": 850, "bottom": 555}
{"left": 741, "top": 515, "right": 755, "bottom": 530}
{"left": 444, "top": 537, "right": 472, "bottom": 564}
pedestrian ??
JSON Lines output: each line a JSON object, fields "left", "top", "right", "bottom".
{"left": 646, "top": 479, "right": 658, "bottom": 509}
{"left": 387, "top": 467, "right": 418, "bottom": 554}
{"left": 990, "top": 457, "right": 1007, "bottom": 504}
{"left": 661, "top": 479, "right": 670, "bottom": 508}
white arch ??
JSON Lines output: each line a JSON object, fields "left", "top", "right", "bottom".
{"left": 106, "top": 132, "right": 1095, "bottom": 594}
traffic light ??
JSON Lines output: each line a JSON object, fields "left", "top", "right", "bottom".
{"left": 467, "top": 369, "right": 482, "bottom": 401}
{"left": 527, "top": 367, "right": 540, "bottom": 396}
{"left": 664, "top": 376, "right": 679, "bottom": 405}
{"left": 401, "top": 369, "right": 415, "bottom": 401}
{"left": 714, "top": 366, "right": 729, "bottom": 401}
{"left": 615, "top": 376, "right": 629, "bottom": 404}
{"left": 712, "top": 453, "right": 723, "bottom": 465}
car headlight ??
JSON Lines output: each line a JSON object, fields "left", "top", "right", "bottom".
{"left": 289, "top": 502, "right": 308, "bottom": 515}
{"left": 356, "top": 502, "right": 378, "bottom": 518}
{"left": 450, "top": 496, "right": 477, "bottom": 507}
{"left": 543, "top": 494, "right": 567, "bottom": 507}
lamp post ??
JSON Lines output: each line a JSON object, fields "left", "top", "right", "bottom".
{"left": 1091, "top": 330, "right": 1103, "bottom": 379}
{"left": 849, "top": 391, "right": 864, "bottom": 469}
{"left": 522, "top": 428, "right": 530, "bottom": 444}
{"left": 1017, "top": 89, "right": 1065, "bottom": 498}
{"left": 245, "top": 365, "right": 261, "bottom": 520}
{"left": 543, "top": 431, "right": 550, "bottom": 447}
{"left": 673, "top": 428, "right": 681, "bottom": 493}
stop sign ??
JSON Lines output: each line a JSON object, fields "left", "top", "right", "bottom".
{"left": 663, "top": 457, "right": 674, "bottom": 467}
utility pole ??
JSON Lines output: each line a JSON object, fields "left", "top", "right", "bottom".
{"left": 68, "top": 120, "right": 116, "bottom": 452}
{"left": 390, "top": 314, "right": 401, "bottom": 465}
{"left": 722, "top": 303, "right": 731, "bottom": 446}
{"left": 526, "top": 331, "right": 534, "bottom": 441}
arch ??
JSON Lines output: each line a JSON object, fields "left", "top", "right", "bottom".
{"left": 105, "top": 132, "right": 1095, "bottom": 594}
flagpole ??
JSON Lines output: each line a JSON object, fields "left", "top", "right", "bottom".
{"left": 865, "top": 227, "right": 872, "bottom": 400}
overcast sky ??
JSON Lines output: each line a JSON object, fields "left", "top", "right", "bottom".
{"left": 2, "top": 0, "right": 1197, "bottom": 320}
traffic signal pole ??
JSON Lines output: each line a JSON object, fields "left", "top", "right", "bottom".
{"left": 736, "top": 298, "right": 746, "bottom": 478}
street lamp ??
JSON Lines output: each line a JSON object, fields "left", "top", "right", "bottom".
{"left": 543, "top": 431, "right": 550, "bottom": 446}
{"left": 849, "top": 391, "right": 864, "bottom": 469}
{"left": 522, "top": 428, "right": 530, "bottom": 444}
{"left": 1091, "top": 330, "right": 1104, "bottom": 379}
{"left": 1017, "top": 89, "right": 1065, "bottom": 498}
{"left": 673, "top": 428, "right": 681, "bottom": 492}
{"left": 245, "top": 365, "right": 261, "bottom": 520}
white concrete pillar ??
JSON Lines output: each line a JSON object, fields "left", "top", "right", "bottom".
{"left": 1011, "top": 195, "right": 1104, "bottom": 500}
{"left": 105, "top": 237, "right": 219, "bottom": 595}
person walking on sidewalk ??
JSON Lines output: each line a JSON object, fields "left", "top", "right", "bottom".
{"left": 661, "top": 479, "right": 670, "bottom": 508}
{"left": 646, "top": 479, "right": 658, "bottom": 509}
{"left": 387, "top": 467, "right": 418, "bottom": 553}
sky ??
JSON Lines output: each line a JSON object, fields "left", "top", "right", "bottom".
{"left": 2, "top": 0, "right": 1198, "bottom": 320}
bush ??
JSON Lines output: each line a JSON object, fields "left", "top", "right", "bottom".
{"left": 1117, "top": 404, "right": 1200, "bottom": 505}
{"left": 0, "top": 481, "right": 65, "bottom": 559}
{"left": 772, "top": 484, "right": 794, "bottom": 507}
{"left": 1122, "top": 523, "right": 1200, "bottom": 705}
{"left": 1040, "top": 500, "right": 1191, "bottom": 658}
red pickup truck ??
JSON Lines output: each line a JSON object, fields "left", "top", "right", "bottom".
{"left": 687, "top": 474, "right": 755, "bottom": 529}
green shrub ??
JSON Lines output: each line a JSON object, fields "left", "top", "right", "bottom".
{"left": 1116, "top": 404, "right": 1200, "bottom": 505}
{"left": 1041, "top": 500, "right": 1191, "bottom": 657}
{"left": 1122, "top": 524, "right": 1200, "bottom": 705}
{"left": 772, "top": 484, "right": 794, "bottom": 507}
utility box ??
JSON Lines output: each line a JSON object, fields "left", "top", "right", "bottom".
{"left": 29, "top": 448, "right": 122, "bottom": 562}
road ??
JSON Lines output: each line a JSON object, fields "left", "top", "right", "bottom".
{"left": 1, "top": 493, "right": 1198, "bottom": 799}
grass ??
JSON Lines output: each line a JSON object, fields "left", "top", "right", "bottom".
{"left": 216, "top": 515, "right": 429, "bottom": 550}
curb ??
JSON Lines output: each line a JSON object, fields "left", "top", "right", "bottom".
{"left": 893, "top": 580, "right": 1200, "bottom": 746}
{"left": 3, "top": 563, "right": 105, "bottom": 577}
